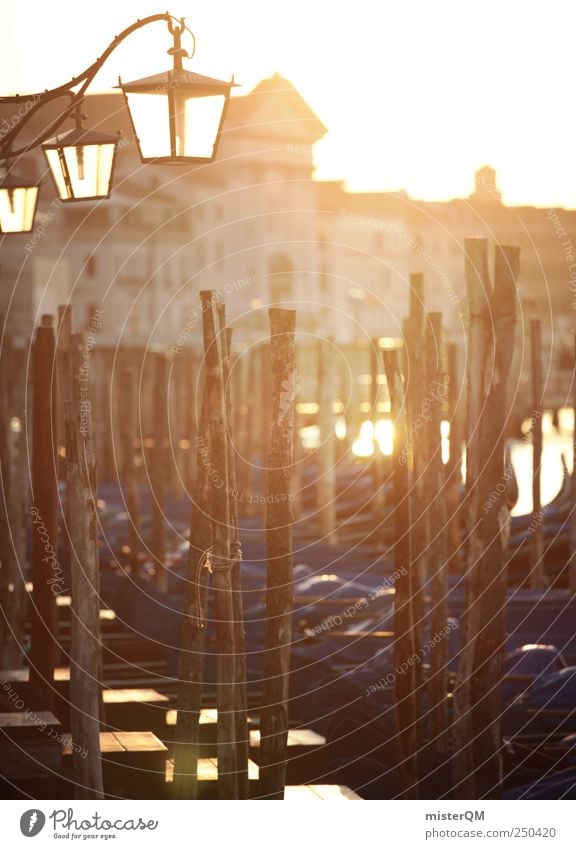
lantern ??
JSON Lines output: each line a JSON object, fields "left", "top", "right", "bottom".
{"left": 119, "top": 68, "right": 235, "bottom": 164}
{"left": 0, "top": 170, "right": 40, "bottom": 233}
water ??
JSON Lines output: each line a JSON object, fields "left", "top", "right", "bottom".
{"left": 510, "top": 409, "right": 573, "bottom": 516}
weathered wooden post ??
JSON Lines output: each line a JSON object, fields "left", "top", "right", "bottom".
{"left": 118, "top": 366, "right": 141, "bottom": 573}
{"left": 257, "top": 342, "right": 272, "bottom": 514}
{"left": 0, "top": 327, "right": 13, "bottom": 666}
{"left": 447, "top": 343, "right": 464, "bottom": 571}
{"left": 200, "top": 290, "right": 238, "bottom": 800}
{"left": 220, "top": 315, "right": 250, "bottom": 799}
{"left": 57, "top": 305, "right": 73, "bottom": 479}
{"left": 259, "top": 308, "right": 297, "bottom": 800}
{"left": 472, "top": 245, "right": 519, "bottom": 798}
{"left": 184, "top": 348, "right": 198, "bottom": 495}
{"left": 151, "top": 351, "right": 168, "bottom": 593}
{"left": 383, "top": 347, "right": 418, "bottom": 799}
{"left": 425, "top": 312, "right": 449, "bottom": 753}
{"left": 570, "top": 332, "right": 576, "bottom": 593}
{"left": 0, "top": 336, "right": 27, "bottom": 668}
{"left": 29, "top": 315, "right": 59, "bottom": 710}
{"left": 317, "top": 337, "right": 337, "bottom": 544}
{"left": 65, "top": 392, "right": 104, "bottom": 799}
{"left": 174, "top": 377, "right": 211, "bottom": 800}
{"left": 453, "top": 238, "right": 492, "bottom": 797}
{"left": 402, "top": 272, "right": 426, "bottom": 732}
{"left": 530, "top": 319, "right": 545, "bottom": 589}
{"left": 370, "top": 339, "right": 386, "bottom": 538}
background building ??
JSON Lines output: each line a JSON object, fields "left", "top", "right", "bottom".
{"left": 2, "top": 77, "right": 575, "bottom": 412}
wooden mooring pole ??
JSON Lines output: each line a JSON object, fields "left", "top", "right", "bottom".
{"left": 370, "top": 339, "right": 386, "bottom": 539}
{"left": 221, "top": 315, "right": 250, "bottom": 799}
{"left": 570, "top": 331, "right": 576, "bottom": 593}
{"left": 259, "top": 308, "right": 297, "bottom": 799}
{"left": 118, "top": 366, "right": 141, "bottom": 573}
{"left": 383, "top": 347, "right": 418, "bottom": 799}
{"left": 447, "top": 343, "right": 464, "bottom": 572}
{"left": 200, "top": 290, "right": 238, "bottom": 800}
{"left": 472, "top": 245, "right": 519, "bottom": 798}
{"left": 403, "top": 272, "right": 426, "bottom": 735}
{"left": 174, "top": 378, "right": 211, "bottom": 800}
{"left": 65, "top": 395, "right": 104, "bottom": 799}
{"left": 0, "top": 335, "right": 27, "bottom": 668}
{"left": 317, "top": 337, "right": 337, "bottom": 544}
{"left": 530, "top": 319, "right": 545, "bottom": 589}
{"left": 29, "top": 315, "right": 59, "bottom": 710}
{"left": 453, "top": 238, "right": 492, "bottom": 798}
{"left": 425, "top": 312, "right": 449, "bottom": 754}
{"left": 151, "top": 351, "right": 168, "bottom": 593}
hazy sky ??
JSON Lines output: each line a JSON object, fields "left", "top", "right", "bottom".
{"left": 1, "top": 0, "right": 575, "bottom": 208}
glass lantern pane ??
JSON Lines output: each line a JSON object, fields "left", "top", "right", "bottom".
{"left": 125, "top": 92, "right": 172, "bottom": 159}
{"left": 179, "top": 94, "right": 226, "bottom": 159}
{"left": 0, "top": 186, "right": 38, "bottom": 233}
{"left": 45, "top": 149, "right": 68, "bottom": 199}
{"left": 22, "top": 186, "right": 38, "bottom": 231}
{"left": 62, "top": 143, "right": 115, "bottom": 199}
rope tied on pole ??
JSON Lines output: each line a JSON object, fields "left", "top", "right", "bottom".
{"left": 205, "top": 540, "right": 242, "bottom": 573}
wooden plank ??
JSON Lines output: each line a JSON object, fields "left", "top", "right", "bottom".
{"left": 63, "top": 732, "right": 124, "bottom": 756}
{"left": 284, "top": 784, "right": 363, "bottom": 801}
{"left": 0, "top": 711, "right": 59, "bottom": 730}
{"left": 103, "top": 688, "right": 169, "bottom": 705}
{"left": 250, "top": 728, "right": 325, "bottom": 747}
{"left": 113, "top": 731, "right": 167, "bottom": 752}
{"left": 166, "top": 757, "right": 258, "bottom": 782}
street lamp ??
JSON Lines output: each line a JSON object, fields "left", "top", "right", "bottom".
{"left": 0, "top": 13, "right": 234, "bottom": 232}
{"left": 119, "top": 19, "right": 234, "bottom": 164}
{"left": 42, "top": 109, "right": 119, "bottom": 202}
{"left": 0, "top": 168, "right": 40, "bottom": 234}
{"left": 119, "top": 69, "right": 234, "bottom": 164}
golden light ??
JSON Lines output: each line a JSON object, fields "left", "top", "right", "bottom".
{"left": 351, "top": 419, "right": 394, "bottom": 457}
{"left": 335, "top": 417, "right": 347, "bottom": 440}
{"left": 42, "top": 127, "right": 118, "bottom": 201}
{"left": 0, "top": 170, "right": 39, "bottom": 233}
{"left": 299, "top": 424, "right": 320, "bottom": 450}
{"left": 378, "top": 337, "right": 402, "bottom": 349}
{"left": 441, "top": 419, "right": 450, "bottom": 464}
{"left": 119, "top": 69, "right": 235, "bottom": 164}
{"left": 352, "top": 424, "right": 375, "bottom": 457}
{"left": 375, "top": 419, "right": 394, "bottom": 456}
{"left": 558, "top": 407, "right": 573, "bottom": 433}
